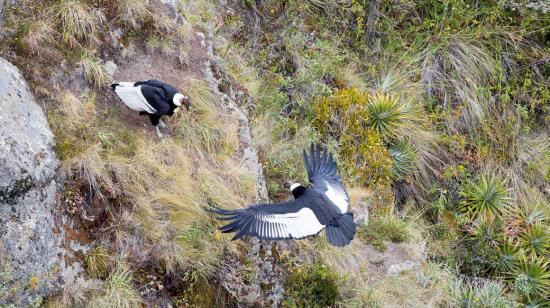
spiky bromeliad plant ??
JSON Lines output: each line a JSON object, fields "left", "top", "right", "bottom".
{"left": 518, "top": 225, "right": 549, "bottom": 257}
{"left": 367, "top": 92, "right": 419, "bottom": 141}
{"left": 389, "top": 140, "right": 417, "bottom": 180}
{"left": 459, "top": 176, "right": 510, "bottom": 221}
{"left": 508, "top": 256, "right": 550, "bottom": 303}
{"left": 497, "top": 241, "right": 520, "bottom": 272}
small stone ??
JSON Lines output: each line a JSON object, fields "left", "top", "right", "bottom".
{"left": 386, "top": 261, "right": 420, "bottom": 276}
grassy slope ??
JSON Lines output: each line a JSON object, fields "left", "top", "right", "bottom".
{"left": 217, "top": 0, "right": 549, "bottom": 306}
{"left": 2, "top": 0, "right": 260, "bottom": 306}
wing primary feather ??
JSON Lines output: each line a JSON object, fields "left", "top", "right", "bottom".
{"left": 215, "top": 215, "right": 238, "bottom": 221}
{"left": 219, "top": 220, "right": 240, "bottom": 233}
{"left": 241, "top": 216, "right": 255, "bottom": 236}
{"left": 310, "top": 144, "right": 316, "bottom": 171}
{"left": 303, "top": 149, "right": 311, "bottom": 174}
{"left": 261, "top": 221, "right": 267, "bottom": 237}
{"left": 321, "top": 147, "right": 328, "bottom": 172}
{"left": 315, "top": 144, "right": 321, "bottom": 171}
{"left": 210, "top": 208, "right": 237, "bottom": 215}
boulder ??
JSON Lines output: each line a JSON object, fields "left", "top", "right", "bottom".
{"left": 0, "top": 57, "right": 61, "bottom": 305}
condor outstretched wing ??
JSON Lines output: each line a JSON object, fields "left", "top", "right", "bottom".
{"left": 303, "top": 144, "right": 349, "bottom": 213}
{"left": 210, "top": 199, "right": 325, "bottom": 241}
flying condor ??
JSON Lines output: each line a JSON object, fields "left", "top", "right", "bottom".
{"left": 210, "top": 144, "right": 356, "bottom": 247}
{"left": 110, "top": 79, "right": 192, "bottom": 137}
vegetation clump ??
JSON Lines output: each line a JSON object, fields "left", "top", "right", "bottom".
{"left": 283, "top": 263, "right": 339, "bottom": 307}
{"left": 314, "top": 88, "right": 393, "bottom": 185}
{"left": 84, "top": 247, "right": 111, "bottom": 279}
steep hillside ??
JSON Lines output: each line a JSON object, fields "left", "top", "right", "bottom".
{"left": 1, "top": 0, "right": 549, "bottom": 307}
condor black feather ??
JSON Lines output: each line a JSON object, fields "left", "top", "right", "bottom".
{"left": 110, "top": 79, "right": 192, "bottom": 137}
{"left": 209, "top": 144, "right": 356, "bottom": 247}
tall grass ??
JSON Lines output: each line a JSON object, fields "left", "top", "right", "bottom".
{"left": 417, "top": 36, "right": 500, "bottom": 131}
{"left": 21, "top": 19, "right": 56, "bottom": 54}
{"left": 116, "top": 0, "right": 150, "bottom": 29}
{"left": 80, "top": 52, "right": 110, "bottom": 89}
{"left": 477, "top": 105, "right": 549, "bottom": 196}
{"left": 56, "top": 0, "right": 104, "bottom": 47}
{"left": 88, "top": 256, "right": 142, "bottom": 308}
{"left": 449, "top": 277, "right": 517, "bottom": 307}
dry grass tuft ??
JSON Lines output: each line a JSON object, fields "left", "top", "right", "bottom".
{"left": 57, "top": 91, "right": 96, "bottom": 124}
{"left": 61, "top": 144, "right": 116, "bottom": 199}
{"left": 21, "top": 19, "right": 56, "bottom": 54}
{"left": 215, "top": 40, "right": 262, "bottom": 97}
{"left": 417, "top": 36, "right": 500, "bottom": 131}
{"left": 116, "top": 0, "right": 150, "bottom": 29}
{"left": 177, "top": 21, "right": 195, "bottom": 41}
{"left": 253, "top": 114, "right": 320, "bottom": 195}
{"left": 334, "top": 62, "right": 367, "bottom": 90}
{"left": 80, "top": 52, "right": 110, "bottom": 89}
{"left": 56, "top": 0, "right": 104, "bottom": 47}
{"left": 88, "top": 256, "right": 142, "bottom": 308}
{"left": 146, "top": 34, "right": 175, "bottom": 55}
{"left": 478, "top": 105, "right": 549, "bottom": 195}
{"left": 152, "top": 13, "right": 178, "bottom": 33}
{"left": 178, "top": 45, "right": 191, "bottom": 66}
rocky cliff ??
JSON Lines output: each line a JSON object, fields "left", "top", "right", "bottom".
{"left": 0, "top": 57, "right": 61, "bottom": 305}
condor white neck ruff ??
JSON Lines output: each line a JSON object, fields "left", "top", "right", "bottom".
{"left": 173, "top": 93, "right": 185, "bottom": 106}
{"left": 290, "top": 183, "right": 302, "bottom": 191}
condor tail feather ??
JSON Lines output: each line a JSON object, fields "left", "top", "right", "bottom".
{"left": 325, "top": 213, "right": 356, "bottom": 247}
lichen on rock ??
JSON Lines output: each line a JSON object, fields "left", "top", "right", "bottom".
{"left": 0, "top": 57, "right": 63, "bottom": 306}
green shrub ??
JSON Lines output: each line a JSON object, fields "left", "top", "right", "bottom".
{"left": 357, "top": 213, "right": 410, "bottom": 251}
{"left": 314, "top": 88, "right": 393, "bottom": 185}
{"left": 284, "top": 263, "right": 339, "bottom": 307}
{"left": 496, "top": 241, "right": 520, "bottom": 273}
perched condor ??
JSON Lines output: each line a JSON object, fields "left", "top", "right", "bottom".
{"left": 210, "top": 144, "right": 356, "bottom": 247}
{"left": 111, "top": 79, "right": 192, "bottom": 137}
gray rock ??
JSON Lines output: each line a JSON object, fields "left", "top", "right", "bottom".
{"left": 354, "top": 208, "right": 369, "bottom": 226}
{"left": 104, "top": 60, "right": 118, "bottom": 81}
{"left": 0, "top": 57, "right": 61, "bottom": 305}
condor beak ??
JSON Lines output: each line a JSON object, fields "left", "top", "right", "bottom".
{"left": 283, "top": 181, "right": 292, "bottom": 189}
{"left": 185, "top": 104, "right": 191, "bottom": 111}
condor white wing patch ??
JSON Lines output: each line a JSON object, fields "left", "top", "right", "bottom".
{"left": 114, "top": 84, "right": 157, "bottom": 113}
{"left": 324, "top": 180, "right": 349, "bottom": 213}
{"left": 213, "top": 206, "right": 325, "bottom": 241}
{"left": 260, "top": 208, "right": 325, "bottom": 239}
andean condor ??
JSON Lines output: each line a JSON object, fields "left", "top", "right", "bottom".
{"left": 210, "top": 144, "right": 356, "bottom": 247}
{"left": 110, "top": 79, "right": 192, "bottom": 137}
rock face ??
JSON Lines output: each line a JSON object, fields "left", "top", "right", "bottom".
{"left": 0, "top": 57, "right": 61, "bottom": 305}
